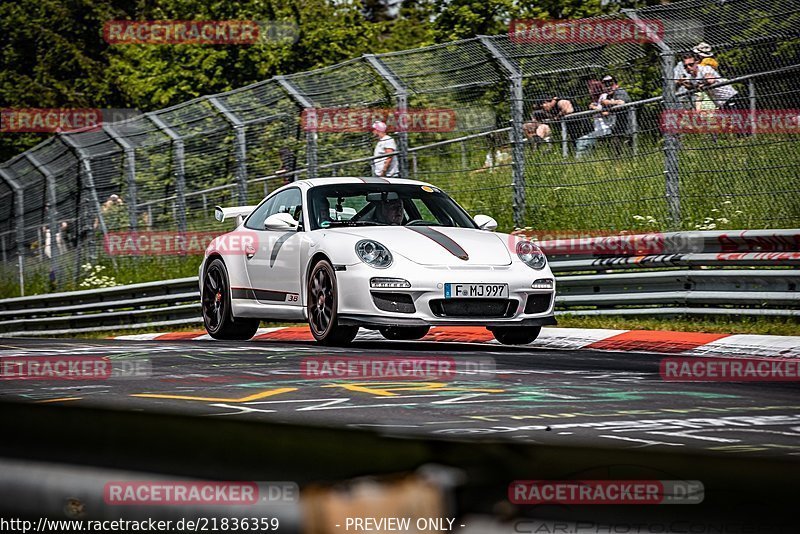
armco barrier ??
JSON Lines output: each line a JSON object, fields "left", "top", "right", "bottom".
{"left": 0, "top": 229, "right": 797, "bottom": 336}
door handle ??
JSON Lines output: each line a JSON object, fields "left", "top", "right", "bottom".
{"left": 245, "top": 245, "right": 256, "bottom": 259}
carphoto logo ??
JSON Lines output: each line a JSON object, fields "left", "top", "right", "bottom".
{"left": 661, "top": 357, "right": 800, "bottom": 382}
{"left": 103, "top": 20, "right": 299, "bottom": 45}
{"left": 0, "top": 357, "right": 151, "bottom": 381}
{"left": 510, "top": 19, "right": 664, "bottom": 44}
{"left": 507, "top": 230, "right": 704, "bottom": 256}
{"left": 103, "top": 481, "right": 298, "bottom": 505}
{"left": 302, "top": 108, "right": 457, "bottom": 133}
{"left": 660, "top": 110, "right": 800, "bottom": 135}
{"left": 104, "top": 231, "right": 259, "bottom": 256}
{"left": 509, "top": 480, "right": 704, "bottom": 505}
{"left": 300, "top": 356, "right": 495, "bottom": 380}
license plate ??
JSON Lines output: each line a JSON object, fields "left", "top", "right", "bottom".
{"left": 444, "top": 283, "right": 509, "bottom": 298}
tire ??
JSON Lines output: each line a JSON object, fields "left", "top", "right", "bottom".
{"left": 202, "top": 258, "right": 260, "bottom": 340}
{"left": 491, "top": 326, "right": 541, "bottom": 345}
{"left": 379, "top": 326, "right": 430, "bottom": 340}
{"left": 307, "top": 260, "right": 359, "bottom": 345}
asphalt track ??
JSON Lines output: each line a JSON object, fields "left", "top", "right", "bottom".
{"left": 2, "top": 336, "right": 799, "bottom": 459}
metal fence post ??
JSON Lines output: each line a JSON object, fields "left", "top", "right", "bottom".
{"left": 480, "top": 36, "right": 526, "bottom": 229}
{"left": 624, "top": 9, "right": 680, "bottom": 228}
{"left": 561, "top": 120, "right": 568, "bottom": 158}
{"left": 364, "top": 54, "right": 409, "bottom": 178}
{"left": 629, "top": 107, "right": 638, "bottom": 156}
{"left": 208, "top": 96, "right": 249, "bottom": 203}
{"left": 146, "top": 112, "right": 187, "bottom": 233}
{"left": 24, "top": 152, "right": 60, "bottom": 284}
{"left": 276, "top": 76, "right": 318, "bottom": 180}
{"left": 0, "top": 168, "right": 26, "bottom": 296}
{"left": 103, "top": 123, "right": 138, "bottom": 230}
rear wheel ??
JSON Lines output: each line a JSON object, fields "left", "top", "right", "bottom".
{"left": 491, "top": 326, "right": 541, "bottom": 345}
{"left": 379, "top": 326, "right": 430, "bottom": 340}
{"left": 307, "top": 260, "right": 359, "bottom": 345}
{"left": 202, "top": 258, "right": 260, "bottom": 340}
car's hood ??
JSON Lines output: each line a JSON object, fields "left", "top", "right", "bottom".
{"left": 329, "top": 226, "right": 512, "bottom": 266}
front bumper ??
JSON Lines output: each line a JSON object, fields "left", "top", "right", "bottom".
{"left": 335, "top": 260, "right": 556, "bottom": 328}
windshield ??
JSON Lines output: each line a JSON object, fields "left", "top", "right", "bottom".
{"left": 307, "top": 183, "right": 478, "bottom": 231}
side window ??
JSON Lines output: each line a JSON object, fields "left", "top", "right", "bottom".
{"left": 271, "top": 188, "right": 303, "bottom": 221}
{"left": 246, "top": 188, "right": 303, "bottom": 230}
{"left": 244, "top": 196, "right": 275, "bottom": 230}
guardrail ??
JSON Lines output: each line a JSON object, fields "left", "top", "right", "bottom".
{"left": 0, "top": 277, "right": 201, "bottom": 336}
{"left": 0, "top": 229, "right": 797, "bottom": 336}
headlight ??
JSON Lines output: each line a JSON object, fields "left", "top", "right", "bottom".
{"left": 356, "top": 240, "right": 393, "bottom": 268}
{"left": 516, "top": 241, "right": 546, "bottom": 270}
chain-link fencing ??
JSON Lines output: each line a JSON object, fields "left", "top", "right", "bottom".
{"left": 1, "top": 0, "right": 798, "bottom": 297}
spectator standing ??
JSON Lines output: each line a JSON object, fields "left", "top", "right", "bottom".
{"left": 371, "top": 121, "right": 399, "bottom": 177}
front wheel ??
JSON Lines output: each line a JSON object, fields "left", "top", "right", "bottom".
{"left": 379, "top": 326, "right": 430, "bottom": 340}
{"left": 307, "top": 260, "right": 359, "bottom": 345}
{"left": 491, "top": 326, "right": 541, "bottom": 345}
{"left": 202, "top": 258, "right": 260, "bottom": 340}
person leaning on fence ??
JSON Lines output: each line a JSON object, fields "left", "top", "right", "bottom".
{"left": 599, "top": 75, "right": 632, "bottom": 153}
{"left": 575, "top": 90, "right": 612, "bottom": 159}
{"left": 575, "top": 76, "right": 630, "bottom": 158}
{"left": 522, "top": 96, "right": 575, "bottom": 149}
{"left": 683, "top": 54, "right": 745, "bottom": 110}
{"left": 371, "top": 121, "right": 399, "bottom": 177}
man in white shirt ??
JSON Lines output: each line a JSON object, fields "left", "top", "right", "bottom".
{"left": 371, "top": 121, "right": 399, "bottom": 177}
{"left": 683, "top": 55, "right": 742, "bottom": 109}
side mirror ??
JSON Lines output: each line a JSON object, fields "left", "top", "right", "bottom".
{"left": 474, "top": 214, "right": 498, "bottom": 231}
{"left": 264, "top": 212, "right": 299, "bottom": 231}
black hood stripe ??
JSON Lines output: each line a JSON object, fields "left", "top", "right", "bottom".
{"left": 406, "top": 226, "right": 469, "bottom": 261}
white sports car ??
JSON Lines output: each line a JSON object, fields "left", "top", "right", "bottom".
{"left": 200, "top": 177, "right": 556, "bottom": 345}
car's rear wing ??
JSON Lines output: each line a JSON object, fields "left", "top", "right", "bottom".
{"left": 214, "top": 205, "right": 256, "bottom": 227}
